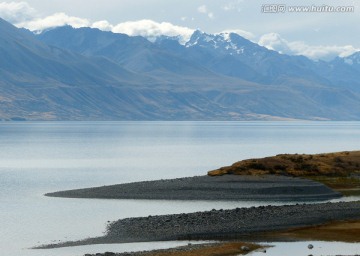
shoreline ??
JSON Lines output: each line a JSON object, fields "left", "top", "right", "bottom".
{"left": 45, "top": 175, "right": 341, "bottom": 201}
{"left": 81, "top": 242, "right": 265, "bottom": 256}
{"left": 41, "top": 152, "right": 360, "bottom": 254}
{"left": 38, "top": 200, "right": 360, "bottom": 249}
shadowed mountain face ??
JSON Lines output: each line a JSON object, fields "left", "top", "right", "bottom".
{"left": 0, "top": 19, "right": 155, "bottom": 120}
{"left": 1, "top": 18, "right": 360, "bottom": 120}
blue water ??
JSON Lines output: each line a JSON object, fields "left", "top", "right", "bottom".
{"left": 0, "top": 121, "right": 360, "bottom": 256}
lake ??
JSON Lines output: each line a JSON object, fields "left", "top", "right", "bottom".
{"left": 1, "top": 121, "right": 360, "bottom": 256}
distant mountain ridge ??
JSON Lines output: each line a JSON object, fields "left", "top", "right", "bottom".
{"left": 1, "top": 18, "right": 360, "bottom": 120}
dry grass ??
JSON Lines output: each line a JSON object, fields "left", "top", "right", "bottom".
{"left": 208, "top": 151, "right": 360, "bottom": 178}
{"left": 141, "top": 242, "right": 262, "bottom": 256}
{"left": 267, "top": 219, "right": 360, "bottom": 243}
{"left": 306, "top": 176, "right": 360, "bottom": 196}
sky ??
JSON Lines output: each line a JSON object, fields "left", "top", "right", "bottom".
{"left": 0, "top": 0, "right": 359, "bottom": 60}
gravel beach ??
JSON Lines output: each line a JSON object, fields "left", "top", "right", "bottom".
{"left": 40, "top": 201, "right": 360, "bottom": 248}
{"left": 41, "top": 174, "right": 358, "bottom": 252}
{"left": 46, "top": 175, "right": 341, "bottom": 201}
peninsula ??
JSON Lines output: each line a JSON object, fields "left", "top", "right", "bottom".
{"left": 46, "top": 151, "right": 360, "bottom": 200}
{"left": 41, "top": 151, "right": 360, "bottom": 253}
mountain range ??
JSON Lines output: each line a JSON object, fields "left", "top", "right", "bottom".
{"left": 0, "top": 18, "right": 359, "bottom": 120}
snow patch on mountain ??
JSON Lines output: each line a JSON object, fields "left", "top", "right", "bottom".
{"left": 185, "top": 30, "right": 250, "bottom": 56}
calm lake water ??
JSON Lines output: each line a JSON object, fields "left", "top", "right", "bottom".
{"left": 1, "top": 121, "right": 360, "bottom": 256}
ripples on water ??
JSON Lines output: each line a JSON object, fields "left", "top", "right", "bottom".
{"left": 1, "top": 121, "right": 360, "bottom": 256}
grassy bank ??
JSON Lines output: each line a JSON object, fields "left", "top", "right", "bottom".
{"left": 260, "top": 219, "right": 360, "bottom": 243}
{"left": 208, "top": 151, "right": 360, "bottom": 195}
{"left": 139, "top": 242, "right": 262, "bottom": 256}
{"left": 86, "top": 242, "right": 263, "bottom": 256}
{"left": 306, "top": 176, "right": 360, "bottom": 196}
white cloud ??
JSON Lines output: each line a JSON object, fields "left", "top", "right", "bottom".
{"left": 287, "top": 42, "right": 360, "bottom": 61}
{"left": 29, "top": 18, "right": 194, "bottom": 44}
{"left": 222, "top": 0, "right": 243, "bottom": 12}
{"left": 197, "top": 4, "right": 214, "bottom": 19}
{"left": 180, "top": 16, "right": 195, "bottom": 22}
{"left": 258, "top": 33, "right": 292, "bottom": 54}
{"left": 111, "top": 19, "right": 194, "bottom": 44}
{"left": 0, "top": 1, "right": 37, "bottom": 23}
{"left": 259, "top": 33, "right": 360, "bottom": 60}
{"left": 221, "top": 29, "right": 255, "bottom": 40}
{"left": 197, "top": 5, "right": 208, "bottom": 14}
{"left": 2, "top": 2, "right": 193, "bottom": 42}
{"left": 2, "top": 1, "right": 194, "bottom": 44}
{"left": 92, "top": 20, "right": 113, "bottom": 31}
{"left": 17, "top": 12, "right": 90, "bottom": 32}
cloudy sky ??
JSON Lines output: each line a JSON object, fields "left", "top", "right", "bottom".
{"left": 0, "top": 0, "right": 359, "bottom": 60}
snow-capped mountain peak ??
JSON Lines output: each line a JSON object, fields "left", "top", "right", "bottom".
{"left": 185, "top": 30, "right": 259, "bottom": 56}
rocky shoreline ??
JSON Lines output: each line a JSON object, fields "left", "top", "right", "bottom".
{"left": 46, "top": 175, "right": 341, "bottom": 201}
{"left": 40, "top": 200, "right": 360, "bottom": 249}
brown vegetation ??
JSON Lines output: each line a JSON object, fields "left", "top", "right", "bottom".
{"left": 266, "top": 219, "right": 360, "bottom": 243}
{"left": 137, "top": 242, "right": 262, "bottom": 256}
{"left": 208, "top": 151, "right": 360, "bottom": 177}
{"left": 307, "top": 176, "right": 360, "bottom": 196}
{"left": 208, "top": 151, "right": 360, "bottom": 195}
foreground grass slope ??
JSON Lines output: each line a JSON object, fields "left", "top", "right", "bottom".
{"left": 208, "top": 151, "right": 360, "bottom": 194}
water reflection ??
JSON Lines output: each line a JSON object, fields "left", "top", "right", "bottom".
{"left": 251, "top": 241, "right": 360, "bottom": 256}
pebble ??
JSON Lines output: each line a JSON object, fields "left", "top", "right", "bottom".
{"left": 104, "top": 201, "right": 360, "bottom": 245}
{"left": 241, "top": 245, "right": 250, "bottom": 251}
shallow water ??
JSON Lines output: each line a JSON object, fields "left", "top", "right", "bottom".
{"left": 1, "top": 121, "right": 360, "bottom": 256}
{"left": 251, "top": 241, "right": 360, "bottom": 256}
